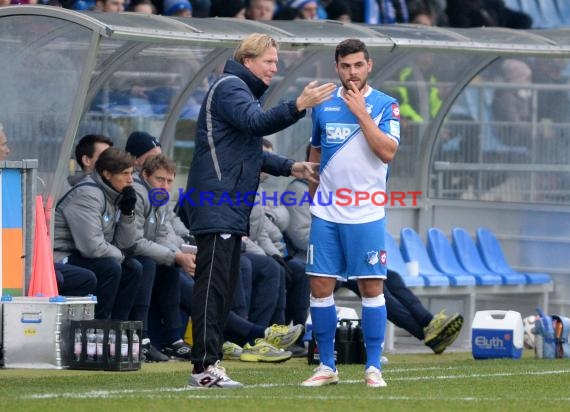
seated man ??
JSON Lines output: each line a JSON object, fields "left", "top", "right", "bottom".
{"left": 53, "top": 147, "right": 142, "bottom": 320}
{"left": 130, "top": 153, "right": 195, "bottom": 362}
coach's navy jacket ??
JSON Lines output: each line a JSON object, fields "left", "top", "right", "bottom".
{"left": 180, "top": 58, "right": 305, "bottom": 236}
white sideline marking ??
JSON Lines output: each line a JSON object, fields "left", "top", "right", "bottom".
{"left": 22, "top": 369, "right": 570, "bottom": 400}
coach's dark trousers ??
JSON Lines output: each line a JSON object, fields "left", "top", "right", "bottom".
{"left": 191, "top": 233, "right": 241, "bottom": 370}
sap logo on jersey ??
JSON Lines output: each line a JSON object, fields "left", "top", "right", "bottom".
{"left": 325, "top": 123, "right": 358, "bottom": 143}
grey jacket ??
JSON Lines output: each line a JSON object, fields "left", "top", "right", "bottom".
{"left": 132, "top": 175, "right": 177, "bottom": 266}
{"left": 245, "top": 187, "right": 287, "bottom": 257}
{"left": 283, "top": 179, "right": 310, "bottom": 259}
{"left": 53, "top": 173, "right": 136, "bottom": 263}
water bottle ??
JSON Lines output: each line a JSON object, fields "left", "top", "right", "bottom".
{"left": 96, "top": 329, "right": 104, "bottom": 359}
{"left": 86, "top": 328, "right": 96, "bottom": 361}
{"left": 132, "top": 331, "right": 140, "bottom": 361}
{"left": 74, "top": 329, "right": 82, "bottom": 361}
{"left": 121, "top": 332, "right": 129, "bottom": 361}
{"left": 108, "top": 330, "right": 116, "bottom": 359}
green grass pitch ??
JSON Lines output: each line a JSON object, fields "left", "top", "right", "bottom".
{"left": 1, "top": 351, "right": 569, "bottom": 412}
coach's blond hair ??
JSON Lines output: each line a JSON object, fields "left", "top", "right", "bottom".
{"left": 234, "top": 33, "right": 278, "bottom": 64}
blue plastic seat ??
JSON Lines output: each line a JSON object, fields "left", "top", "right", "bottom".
{"left": 425, "top": 228, "right": 477, "bottom": 286}
{"left": 451, "top": 228, "right": 508, "bottom": 285}
{"left": 385, "top": 232, "right": 425, "bottom": 287}
{"left": 399, "top": 228, "right": 450, "bottom": 287}
{"left": 476, "top": 227, "right": 552, "bottom": 285}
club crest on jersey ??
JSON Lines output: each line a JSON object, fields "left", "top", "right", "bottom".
{"left": 325, "top": 123, "right": 358, "bottom": 144}
{"left": 366, "top": 103, "right": 373, "bottom": 114}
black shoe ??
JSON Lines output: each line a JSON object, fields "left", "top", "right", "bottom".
{"left": 162, "top": 340, "right": 192, "bottom": 361}
{"left": 289, "top": 344, "right": 308, "bottom": 358}
{"left": 141, "top": 341, "right": 169, "bottom": 362}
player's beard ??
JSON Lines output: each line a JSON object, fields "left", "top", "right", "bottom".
{"left": 341, "top": 76, "right": 368, "bottom": 93}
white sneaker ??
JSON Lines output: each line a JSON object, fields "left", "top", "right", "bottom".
{"left": 364, "top": 366, "right": 387, "bottom": 388}
{"left": 301, "top": 364, "right": 339, "bottom": 387}
{"left": 187, "top": 361, "right": 243, "bottom": 388}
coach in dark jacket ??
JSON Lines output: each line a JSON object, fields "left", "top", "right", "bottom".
{"left": 180, "top": 33, "right": 335, "bottom": 388}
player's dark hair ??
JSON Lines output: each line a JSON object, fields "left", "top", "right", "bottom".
{"left": 335, "top": 38, "right": 369, "bottom": 63}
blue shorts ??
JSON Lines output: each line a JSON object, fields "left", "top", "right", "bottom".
{"left": 306, "top": 215, "right": 387, "bottom": 281}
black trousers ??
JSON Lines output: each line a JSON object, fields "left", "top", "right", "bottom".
{"left": 191, "top": 233, "right": 241, "bottom": 370}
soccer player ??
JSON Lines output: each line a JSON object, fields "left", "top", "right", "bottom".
{"left": 302, "top": 39, "right": 400, "bottom": 388}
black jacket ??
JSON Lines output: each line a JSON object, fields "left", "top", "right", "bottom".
{"left": 179, "top": 59, "right": 305, "bottom": 235}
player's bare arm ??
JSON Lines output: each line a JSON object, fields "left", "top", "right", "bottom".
{"left": 343, "top": 80, "right": 398, "bottom": 163}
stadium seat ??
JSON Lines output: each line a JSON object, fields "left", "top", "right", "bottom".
{"left": 385, "top": 232, "right": 425, "bottom": 287}
{"left": 451, "top": 227, "right": 511, "bottom": 285}
{"left": 426, "top": 228, "right": 494, "bottom": 286}
{"left": 476, "top": 227, "right": 552, "bottom": 285}
{"left": 399, "top": 228, "right": 450, "bottom": 287}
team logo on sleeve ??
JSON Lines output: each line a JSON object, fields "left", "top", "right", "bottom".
{"left": 391, "top": 103, "right": 400, "bottom": 119}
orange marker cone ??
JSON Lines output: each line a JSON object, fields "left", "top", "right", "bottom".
{"left": 27, "top": 195, "right": 59, "bottom": 297}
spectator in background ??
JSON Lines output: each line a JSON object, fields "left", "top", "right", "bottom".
{"left": 407, "top": 0, "right": 445, "bottom": 26}
{"left": 129, "top": 0, "right": 157, "bottom": 13}
{"left": 95, "top": 0, "right": 125, "bottom": 12}
{"left": 445, "top": 0, "right": 532, "bottom": 29}
{"left": 491, "top": 59, "right": 533, "bottom": 148}
{"left": 188, "top": 0, "right": 209, "bottom": 17}
{"left": 322, "top": 0, "right": 351, "bottom": 22}
{"left": 163, "top": 0, "right": 191, "bottom": 16}
{"left": 532, "top": 58, "right": 570, "bottom": 201}
{"left": 287, "top": 0, "right": 319, "bottom": 20}
{"left": 209, "top": 0, "right": 245, "bottom": 18}
{"left": 407, "top": 0, "right": 436, "bottom": 26}
{"left": 246, "top": 0, "right": 276, "bottom": 20}
{"left": 53, "top": 148, "right": 142, "bottom": 320}
{"left": 348, "top": 0, "right": 408, "bottom": 24}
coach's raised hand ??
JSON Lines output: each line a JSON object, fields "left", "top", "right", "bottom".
{"left": 296, "top": 81, "right": 337, "bottom": 112}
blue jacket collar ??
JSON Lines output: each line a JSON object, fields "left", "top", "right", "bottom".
{"left": 224, "top": 59, "right": 268, "bottom": 99}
